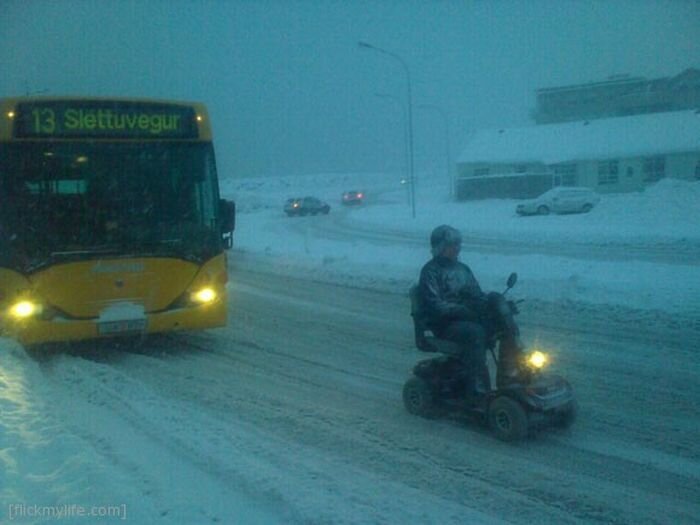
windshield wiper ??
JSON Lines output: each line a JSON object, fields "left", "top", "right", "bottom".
{"left": 50, "top": 246, "right": 123, "bottom": 257}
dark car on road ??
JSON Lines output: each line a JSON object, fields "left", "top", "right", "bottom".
{"left": 284, "top": 196, "right": 331, "bottom": 217}
{"left": 341, "top": 190, "right": 365, "bottom": 205}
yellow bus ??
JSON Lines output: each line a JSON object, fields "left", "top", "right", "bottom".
{"left": 0, "top": 97, "right": 235, "bottom": 346}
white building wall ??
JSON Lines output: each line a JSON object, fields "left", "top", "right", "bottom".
{"left": 576, "top": 160, "right": 599, "bottom": 190}
{"left": 666, "top": 152, "right": 700, "bottom": 180}
{"left": 458, "top": 150, "right": 700, "bottom": 196}
{"left": 457, "top": 161, "right": 548, "bottom": 178}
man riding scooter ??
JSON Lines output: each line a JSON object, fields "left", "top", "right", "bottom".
{"left": 407, "top": 225, "right": 576, "bottom": 440}
{"left": 417, "top": 225, "right": 521, "bottom": 400}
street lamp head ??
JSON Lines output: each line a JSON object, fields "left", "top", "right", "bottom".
{"left": 358, "top": 41, "right": 374, "bottom": 50}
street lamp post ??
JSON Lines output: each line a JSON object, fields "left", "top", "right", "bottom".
{"left": 375, "top": 93, "right": 410, "bottom": 204}
{"left": 417, "top": 104, "right": 452, "bottom": 198}
{"left": 359, "top": 41, "right": 416, "bottom": 218}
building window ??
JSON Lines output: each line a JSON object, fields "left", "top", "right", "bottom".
{"left": 642, "top": 156, "right": 665, "bottom": 183}
{"left": 598, "top": 160, "right": 619, "bottom": 185}
{"left": 513, "top": 164, "right": 527, "bottom": 173}
{"left": 473, "top": 167, "right": 490, "bottom": 177}
{"left": 695, "top": 160, "right": 700, "bottom": 180}
{"left": 553, "top": 163, "right": 578, "bottom": 186}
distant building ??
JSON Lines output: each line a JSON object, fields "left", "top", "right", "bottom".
{"left": 455, "top": 110, "right": 700, "bottom": 200}
{"left": 533, "top": 68, "right": 700, "bottom": 124}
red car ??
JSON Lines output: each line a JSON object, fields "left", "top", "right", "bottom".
{"left": 341, "top": 190, "right": 365, "bottom": 205}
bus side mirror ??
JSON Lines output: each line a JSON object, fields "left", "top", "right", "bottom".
{"left": 219, "top": 199, "right": 236, "bottom": 233}
{"left": 219, "top": 199, "right": 235, "bottom": 248}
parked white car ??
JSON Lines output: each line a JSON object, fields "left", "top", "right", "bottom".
{"left": 516, "top": 187, "right": 601, "bottom": 216}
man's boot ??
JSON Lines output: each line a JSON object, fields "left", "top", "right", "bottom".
{"left": 460, "top": 364, "right": 489, "bottom": 408}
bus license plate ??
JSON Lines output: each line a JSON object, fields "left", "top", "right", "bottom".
{"left": 98, "top": 319, "right": 147, "bottom": 335}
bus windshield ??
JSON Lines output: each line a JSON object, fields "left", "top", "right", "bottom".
{"left": 0, "top": 141, "right": 220, "bottom": 271}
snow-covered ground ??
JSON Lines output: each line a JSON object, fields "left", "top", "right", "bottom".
{"left": 0, "top": 337, "right": 284, "bottom": 523}
{"left": 224, "top": 173, "right": 700, "bottom": 317}
{"left": 1, "top": 172, "right": 699, "bottom": 524}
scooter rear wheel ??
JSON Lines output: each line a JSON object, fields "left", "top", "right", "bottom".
{"left": 488, "top": 396, "right": 528, "bottom": 442}
{"left": 402, "top": 377, "right": 436, "bottom": 418}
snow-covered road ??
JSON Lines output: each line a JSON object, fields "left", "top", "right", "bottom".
{"left": 5, "top": 265, "right": 698, "bottom": 524}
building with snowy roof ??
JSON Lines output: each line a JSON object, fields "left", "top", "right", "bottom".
{"left": 533, "top": 68, "right": 700, "bottom": 124}
{"left": 455, "top": 109, "right": 700, "bottom": 200}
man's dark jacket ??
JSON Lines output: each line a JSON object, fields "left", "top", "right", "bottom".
{"left": 418, "top": 255, "right": 484, "bottom": 330}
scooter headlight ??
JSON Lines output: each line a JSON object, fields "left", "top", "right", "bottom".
{"left": 527, "top": 351, "right": 548, "bottom": 369}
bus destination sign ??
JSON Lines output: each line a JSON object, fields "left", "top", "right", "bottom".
{"left": 13, "top": 101, "right": 199, "bottom": 139}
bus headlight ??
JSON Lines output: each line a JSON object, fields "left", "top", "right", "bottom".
{"left": 527, "top": 351, "right": 548, "bottom": 369}
{"left": 191, "top": 287, "right": 217, "bottom": 304}
{"left": 9, "top": 300, "right": 42, "bottom": 319}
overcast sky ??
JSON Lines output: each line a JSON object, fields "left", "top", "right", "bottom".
{"left": 1, "top": 0, "right": 698, "bottom": 180}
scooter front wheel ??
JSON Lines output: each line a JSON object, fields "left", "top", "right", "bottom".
{"left": 488, "top": 396, "right": 528, "bottom": 442}
{"left": 402, "top": 377, "right": 436, "bottom": 418}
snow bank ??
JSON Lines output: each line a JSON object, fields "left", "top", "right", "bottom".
{"left": 0, "top": 339, "right": 143, "bottom": 522}
{"left": 0, "top": 339, "right": 285, "bottom": 524}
